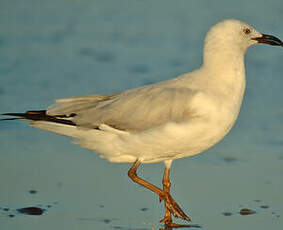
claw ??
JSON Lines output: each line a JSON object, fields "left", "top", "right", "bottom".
{"left": 159, "top": 192, "right": 191, "bottom": 229}
{"left": 163, "top": 193, "right": 191, "bottom": 221}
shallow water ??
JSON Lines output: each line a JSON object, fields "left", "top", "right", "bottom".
{"left": 0, "top": 0, "right": 283, "bottom": 229}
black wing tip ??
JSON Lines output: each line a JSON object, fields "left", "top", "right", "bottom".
{"left": 2, "top": 110, "right": 46, "bottom": 116}
{"left": 2, "top": 113, "right": 21, "bottom": 116}
{"left": 1, "top": 110, "right": 76, "bottom": 126}
{"left": 1, "top": 112, "right": 31, "bottom": 122}
{"left": 1, "top": 110, "right": 47, "bottom": 119}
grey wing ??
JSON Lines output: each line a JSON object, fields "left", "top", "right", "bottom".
{"left": 47, "top": 86, "right": 197, "bottom": 132}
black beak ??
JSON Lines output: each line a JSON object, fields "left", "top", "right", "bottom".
{"left": 252, "top": 34, "right": 283, "bottom": 47}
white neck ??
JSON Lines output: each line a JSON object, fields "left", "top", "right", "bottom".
{"left": 200, "top": 41, "right": 247, "bottom": 114}
{"left": 202, "top": 40, "right": 246, "bottom": 88}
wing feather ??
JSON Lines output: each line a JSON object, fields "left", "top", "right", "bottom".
{"left": 47, "top": 85, "right": 198, "bottom": 131}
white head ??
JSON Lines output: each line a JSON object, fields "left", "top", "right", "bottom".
{"left": 203, "top": 19, "right": 282, "bottom": 66}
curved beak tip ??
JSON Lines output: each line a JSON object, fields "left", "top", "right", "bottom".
{"left": 252, "top": 34, "right": 283, "bottom": 47}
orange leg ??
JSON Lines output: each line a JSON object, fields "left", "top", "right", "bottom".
{"left": 160, "top": 163, "right": 191, "bottom": 227}
{"left": 128, "top": 160, "right": 191, "bottom": 227}
{"left": 128, "top": 160, "right": 164, "bottom": 196}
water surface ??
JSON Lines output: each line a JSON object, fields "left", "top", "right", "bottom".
{"left": 0, "top": 0, "right": 283, "bottom": 229}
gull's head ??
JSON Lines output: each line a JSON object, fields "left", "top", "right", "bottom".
{"left": 204, "top": 19, "right": 283, "bottom": 54}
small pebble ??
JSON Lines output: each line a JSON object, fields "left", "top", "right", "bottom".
{"left": 29, "top": 190, "right": 38, "bottom": 194}
{"left": 103, "top": 219, "right": 111, "bottom": 224}
{"left": 222, "top": 212, "right": 233, "bottom": 216}
{"left": 240, "top": 208, "right": 256, "bottom": 215}
{"left": 17, "top": 207, "right": 45, "bottom": 215}
{"left": 260, "top": 205, "right": 269, "bottom": 209}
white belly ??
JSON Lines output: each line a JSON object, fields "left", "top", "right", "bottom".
{"left": 89, "top": 103, "right": 240, "bottom": 163}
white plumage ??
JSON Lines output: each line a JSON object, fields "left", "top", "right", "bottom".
{"left": 30, "top": 19, "right": 261, "bottom": 163}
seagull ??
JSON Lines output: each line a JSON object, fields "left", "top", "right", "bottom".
{"left": 1, "top": 19, "right": 282, "bottom": 227}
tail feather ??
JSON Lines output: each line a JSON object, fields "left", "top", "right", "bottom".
{"left": 1, "top": 110, "right": 76, "bottom": 126}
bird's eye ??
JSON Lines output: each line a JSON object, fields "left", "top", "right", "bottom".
{"left": 243, "top": 28, "right": 251, "bottom": 35}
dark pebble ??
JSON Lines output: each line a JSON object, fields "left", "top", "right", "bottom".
{"left": 3, "top": 208, "right": 10, "bottom": 211}
{"left": 29, "top": 190, "right": 37, "bottom": 194}
{"left": 222, "top": 212, "right": 233, "bottom": 216}
{"left": 103, "top": 219, "right": 111, "bottom": 224}
{"left": 140, "top": 207, "right": 148, "bottom": 212}
{"left": 240, "top": 208, "right": 256, "bottom": 215}
{"left": 8, "top": 214, "right": 15, "bottom": 218}
{"left": 17, "top": 207, "right": 45, "bottom": 215}
{"left": 260, "top": 205, "right": 269, "bottom": 209}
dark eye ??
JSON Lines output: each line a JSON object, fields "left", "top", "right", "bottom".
{"left": 243, "top": 28, "right": 251, "bottom": 35}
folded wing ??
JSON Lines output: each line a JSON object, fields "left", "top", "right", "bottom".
{"left": 47, "top": 85, "right": 198, "bottom": 132}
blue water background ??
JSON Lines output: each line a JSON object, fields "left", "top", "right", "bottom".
{"left": 0, "top": 0, "right": 283, "bottom": 229}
